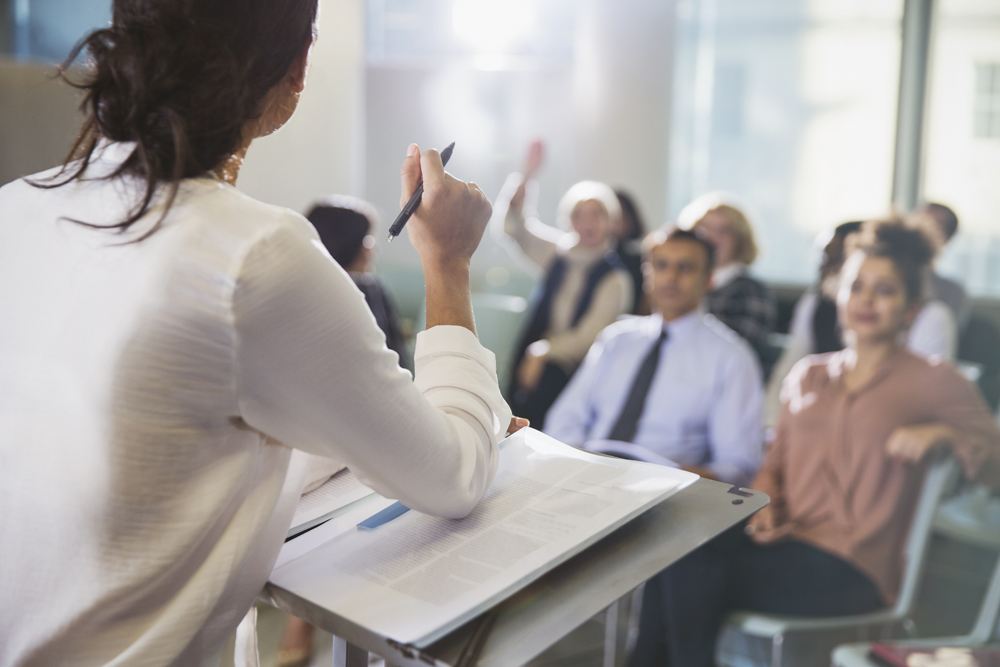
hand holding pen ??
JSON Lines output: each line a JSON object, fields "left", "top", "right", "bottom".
{"left": 396, "top": 143, "right": 492, "bottom": 273}
{"left": 388, "top": 142, "right": 456, "bottom": 242}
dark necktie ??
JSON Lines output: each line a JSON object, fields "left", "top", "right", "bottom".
{"left": 606, "top": 329, "right": 668, "bottom": 443}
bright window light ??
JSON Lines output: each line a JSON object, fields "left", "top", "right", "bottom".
{"left": 452, "top": 0, "right": 537, "bottom": 53}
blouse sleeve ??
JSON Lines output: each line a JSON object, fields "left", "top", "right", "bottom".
{"left": 750, "top": 359, "right": 813, "bottom": 519}
{"left": 232, "top": 215, "right": 512, "bottom": 519}
{"left": 928, "top": 363, "right": 1000, "bottom": 487}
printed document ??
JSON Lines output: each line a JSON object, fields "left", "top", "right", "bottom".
{"left": 269, "top": 428, "right": 697, "bottom": 646}
{"left": 287, "top": 468, "right": 375, "bottom": 538}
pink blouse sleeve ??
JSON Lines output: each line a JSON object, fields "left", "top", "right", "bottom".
{"left": 929, "top": 362, "right": 1000, "bottom": 487}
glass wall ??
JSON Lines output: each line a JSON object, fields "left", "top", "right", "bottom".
{"left": 923, "top": 0, "right": 1000, "bottom": 297}
{"left": 667, "top": 0, "right": 904, "bottom": 286}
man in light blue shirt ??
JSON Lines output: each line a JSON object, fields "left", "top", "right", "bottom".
{"left": 545, "top": 226, "right": 763, "bottom": 487}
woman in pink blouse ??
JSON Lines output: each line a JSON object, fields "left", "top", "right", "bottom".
{"left": 631, "top": 219, "right": 1000, "bottom": 667}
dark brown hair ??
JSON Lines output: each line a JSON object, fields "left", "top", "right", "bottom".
{"left": 855, "top": 218, "right": 935, "bottom": 305}
{"left": 642, "top": 224, "right": 716, "bottom": 276}
{"left": 33, "top": 0, "right": 318, "bottom": 238}
{"left": 614, "top": 189, "right": 646, "bottom": 241}
{"left": 306, "top": 196, "right": 378, "bottom": 269}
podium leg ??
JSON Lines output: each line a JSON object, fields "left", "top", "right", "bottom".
{"left": 603, "top": 599, "right": 619, "bottom": 667}
{"left": 332, "top": 636, "right": 368, "bottom": 667}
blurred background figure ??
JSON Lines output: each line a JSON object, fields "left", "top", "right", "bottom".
{"left": 766, "top": 218, "right": 958, "bottom": 428}
{"left": 614, "top": 189, "right": 649, "bottom": 314}
{"left": 913, "top": 202, "right": 970, "bottom": 329}
{"left": 306, "top": 196, "right": 412, "bottom": 371}
{"left": 494, "top": 140, "right": 633, "bottom": 429}
{"left": 679, "top": 193, "right": 778, "bottom": 377}
{"left": 546, "top": 226, "right": 763, "bottom": 487}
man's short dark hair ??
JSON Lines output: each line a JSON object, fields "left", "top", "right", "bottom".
{"left": 642, "top": 224, "right": 716, "bottom": 276}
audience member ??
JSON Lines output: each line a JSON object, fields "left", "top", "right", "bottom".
{"left": 545, "top": 226, "right": 763, "bottom": 488}
{"left": 765, "top": 220, "right": 957, "bottom": 427}
{"left": 614, "top": 189, "right": 648, "bottom": 314}
{"left": 679, "top": 193, "right": 778, "bottom": 377}
{"left": 495, "top": 140, "right": 633, "bottom": 428}
{"left": 630, "top": 219, "right": 1000, "bottom": 667}
{"left": 914, "top": 201, "right": 970, "bottom": 328}
{"left": 306, "top": 196, "right": 411, "bottom": 371}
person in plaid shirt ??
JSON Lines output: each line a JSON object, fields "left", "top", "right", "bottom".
{"left": 680, "top": 194, "right": 777, "bottom": 378}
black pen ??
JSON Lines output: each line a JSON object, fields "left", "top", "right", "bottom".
{"left": 387, "top": 142, "right": 455, "bottom": 242}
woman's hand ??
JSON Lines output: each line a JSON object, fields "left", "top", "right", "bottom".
{"left": 400, "top": 144, "right": 491, "bottom": 273}
{"left": 886, "top": 423, "right": 956, "bottom": 462}
{"left": 517, "top": 354, "right": 548, "bottom": 392}
{"left": 508, "top": 140, "right": 545, "bottom": 214}
{"left": 745, "top": 506, "right": 795, "bottom": 544}
{"left": 517, "top": 341, "right": 550, "bottom": 391}
{"left": 523, "top": 139, "right": 544, "bottom": 180}
{"left": 401, "top": 144, "right": 491, "bottom": 333}
{"left": 508, "top": 417, "right": 530, "bottom": 435}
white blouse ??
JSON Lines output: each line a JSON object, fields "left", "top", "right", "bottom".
{"left": 0, "top": 143, "right": 511, "bottom": 667}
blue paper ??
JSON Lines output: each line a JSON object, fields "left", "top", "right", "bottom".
{"left": 357, "top": 501, "right": 410, "bottom": 530}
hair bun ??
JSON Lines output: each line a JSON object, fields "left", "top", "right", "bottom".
{"left": 862, "top": 218, "right": 936, "bottom": 268}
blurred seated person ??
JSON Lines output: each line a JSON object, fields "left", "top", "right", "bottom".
{"left": 306, "top": 196, "right": 411, "bottom": 371}
{"left": 679, "top": 193, "right": 778, "bottom": 377}
{"left": 913, "top": 201, "right": 969, "bottom": 329}
{"left": 630, "top": 219, "right": 1000, "bottom": 667}
{"left": 765, "top": 220, "right": 957, "bottom": 428}
{"left": 545, "top": 226, "right": 763, "bottom": 488}
{"left": 495, "top": 140, "right": 633, "bottom": 428}
{"left": 614, "top": 189, "right": 648, "bottom": 314}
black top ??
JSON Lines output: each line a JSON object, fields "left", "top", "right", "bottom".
{"left": 352, "top": 273, "right": 411, "bottom": 372}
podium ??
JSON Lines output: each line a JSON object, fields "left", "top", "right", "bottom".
{"left": 261, "top": 477, "right": 768, "bottom": 667}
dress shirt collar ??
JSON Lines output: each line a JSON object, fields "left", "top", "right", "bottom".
{"left": 712, "top": 262, "right": 746, "bottom": 289}
{"left": 651, "top": 308, "right": 702, "bottom": 342}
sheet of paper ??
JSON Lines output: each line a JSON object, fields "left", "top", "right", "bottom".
{"left": 276, "top": 494, "right": 397, "bottom": 570}
{"left": 269, "top": 428, "right": 697, "bottom": 646}
{"left": 287, "top": 469, "right": 375, "bottom": 538}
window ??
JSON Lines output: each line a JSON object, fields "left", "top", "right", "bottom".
{"left": 922, "top": 1, "right": 1000, "bottom": 297}
{"left": 975, "top": 63, "right": 1000, "bottom": 140}
{"left": 0, "top": 0, "right": 110, "bottom": 63}
{"left": 667, "top": 0, "right": 904, "bottom": 285}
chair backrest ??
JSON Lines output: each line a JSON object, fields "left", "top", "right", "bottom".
{"left": 969, "top": 544, "right": 1000, "bottom": 644}
{"left": 894, "top": 456, "right": 961, "bottom": 615}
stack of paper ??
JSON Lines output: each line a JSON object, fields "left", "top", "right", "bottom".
{"left": 271, "top": 428, "right": 697, "bottom": 646}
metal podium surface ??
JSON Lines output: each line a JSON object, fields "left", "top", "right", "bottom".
{"left": 261, "top": 478, "right": 768, "bottom": 667}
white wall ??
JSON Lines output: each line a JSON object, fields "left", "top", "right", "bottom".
{"left": 0, "top": 58, "right": 84, "bottom": 185}
{"left": 238, "top": 0, "right": 366, "bottom": 210}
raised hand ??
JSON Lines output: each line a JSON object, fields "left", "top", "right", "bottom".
{"left": 523, "top": 139, "right": 545, "bottom": 180}
{"left": 400, "top": 144, "right": 492, "bottom": 272}
{"left": 508, "top": 139, "right": 545, "bottom": 214}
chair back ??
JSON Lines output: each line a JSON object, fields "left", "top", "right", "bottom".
{"left": 894, "top": 456, "right": 960, "bottom": 616}
{"left": 968, "top": 547, "right": 1000, "bottom": 644}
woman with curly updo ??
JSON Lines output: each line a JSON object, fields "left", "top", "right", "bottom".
{"left": 0, "top": 1, "right": 518, "bottom": 664}
{"left": 631, "top": 219, "right": 1000, "bottom": 667}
